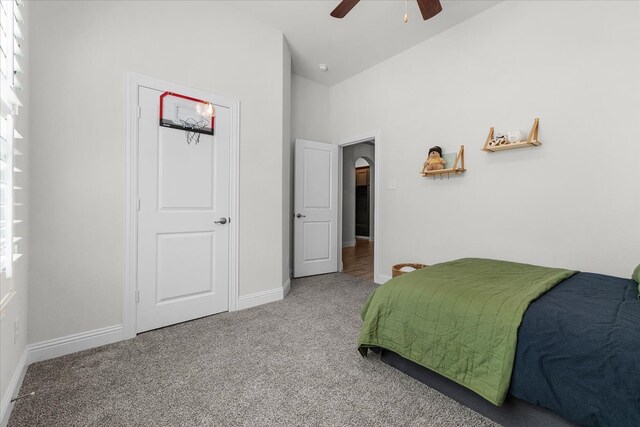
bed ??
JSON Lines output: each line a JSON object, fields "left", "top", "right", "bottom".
{"left": 358, "top": 258, "right": 640, "bottom": 426}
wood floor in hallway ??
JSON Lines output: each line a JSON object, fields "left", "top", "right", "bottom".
{"left": 342, "top": 238, "right": 373, "bottom": 281}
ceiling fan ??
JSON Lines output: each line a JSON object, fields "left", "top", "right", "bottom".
{"left": 330, "top": 0, "right": 443, "bottom": 21}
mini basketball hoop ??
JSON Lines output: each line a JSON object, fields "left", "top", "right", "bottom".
{"left": 159, "top": 91, "right": 215, "bottom": 144}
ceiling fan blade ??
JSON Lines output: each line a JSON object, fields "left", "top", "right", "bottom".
{"left": 330, "top": 0, "right": 360, "bottom": 18}
{"left": 416, "top": 0, "right": 442, "bottom": 20}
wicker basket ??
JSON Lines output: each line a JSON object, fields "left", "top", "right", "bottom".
{"left": 392, "top": 263, "right": 428, "bottom": 278}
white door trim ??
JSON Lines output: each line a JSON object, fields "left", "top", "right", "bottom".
{"left": 335, "top": 132, "right": 381, "bottom": 284}
{"left": 124, "top": 72, "right": 240, "bottom": 339}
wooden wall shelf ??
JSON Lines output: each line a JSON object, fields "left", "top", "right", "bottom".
{"left": 482, "top": 118, "right": 540, "bottom": 152}
{"left": 421, "top": 145, "right": 466, "bottom": 178}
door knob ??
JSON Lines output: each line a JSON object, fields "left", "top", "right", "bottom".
{"left": 295, "top": 213, "right": 306, "bottom": 218}
{"left": 214, "top": 217, "right": 228, "bottom": 225}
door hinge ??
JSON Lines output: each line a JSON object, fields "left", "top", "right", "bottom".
{"left": 137, "top": 106, "right": 141, "bottom": 119}
{"left": 136, "top": 290, "right": 140, "bottom": 303}
{"left": 136, "top": 198, "right": 141, "bottom": 211}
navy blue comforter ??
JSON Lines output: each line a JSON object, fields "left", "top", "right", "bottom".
{"left": 510, "top": 272, "right": 640, "bottom": 426}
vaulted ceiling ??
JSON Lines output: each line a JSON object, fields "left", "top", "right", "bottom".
{"left": 230, "top": 0, "right": 501, "bottom": 86}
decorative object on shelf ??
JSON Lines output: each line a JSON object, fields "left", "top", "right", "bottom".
{"left": 423, "top": 146, "right": 446, "bottom": 171}
{"left": 421, "top": 145, "right": 466, "bottom": 179}
{"left": 392, "top": 263, "right": 428, "bottom": 278}
{"left": 506, "top": 130, "right": 523, "bottom": 143}
{"left": 483, "top": 118, "right": 540, "bottom": 152}
{"left": 491, "top": 131, "right": 507, "bottom": 147}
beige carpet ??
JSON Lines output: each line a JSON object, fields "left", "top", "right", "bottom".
{"left": 9, "top": 273, "right": 496, "bottom": 427}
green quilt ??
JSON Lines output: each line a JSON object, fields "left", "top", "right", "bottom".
{"left": 358, "top": 258, "right": 576, "bottom": 405}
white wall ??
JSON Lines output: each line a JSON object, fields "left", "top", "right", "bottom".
{"left": 28, "top": 1, "right": 288, "bottom": 343}
{"left": 330, "top": 1, "right": 640, "bottom": 279}
{"left": 342, "top": 143, "right": 375, "bottom": 245}
{"left": 291, "top": 74, "right": 331, "bottom": 143}
{"left": 0, "top": 2, "right": 29, "bottom": 424}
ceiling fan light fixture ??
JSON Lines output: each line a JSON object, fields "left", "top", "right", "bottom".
{"left": 404, "top": 0, "right": 408, "bottom": 23}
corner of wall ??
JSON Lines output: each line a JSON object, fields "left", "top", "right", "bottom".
{"left": 282, "top": 36, "right": 292, "bottom": 286}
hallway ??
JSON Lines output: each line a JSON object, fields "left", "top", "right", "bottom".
{"left": 342, "top": 238, "right": 374, "bottom": 281}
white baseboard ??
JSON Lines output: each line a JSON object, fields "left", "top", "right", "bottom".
{"left": 27, "top": 324, "right": 124, "bottom": 365}
{"left": 342, "top": 240, "right": 355, "bottom": 248}
{"left": 375, "top": 274, "right": 392, "bottom": 285}
{"left": 236, "top": 283, "right": 289, "bottom": 311}
{"left": 282, "top": 279, "right": 291, "bottom": 298}
{"left": 0, "top": 348, "right": 28, "bottom": 427}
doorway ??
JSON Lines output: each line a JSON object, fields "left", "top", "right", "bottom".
{"left": 340, "top": 141, "right": 375, "bottom": 281}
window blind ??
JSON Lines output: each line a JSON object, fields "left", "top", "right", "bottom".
{"left": 0, "top": 0, "right": 23, "bottom": 305}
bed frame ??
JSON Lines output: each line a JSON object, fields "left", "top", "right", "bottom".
{"left": 379, "top": 349, "right": 577, "bottom": 427}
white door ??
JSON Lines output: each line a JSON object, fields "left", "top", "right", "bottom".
{"left": 293, "top": 139, "right": 339, "bottom": 277}
{"left": 137, "top": 86, "right": 230, "bottom": 333}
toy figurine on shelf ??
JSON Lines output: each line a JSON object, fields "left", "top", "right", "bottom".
{"left": 423, "top": 146, "right": 446, "bottom": 172}
{"left": 488, "top": 131, "right": 507, "bottom": 147}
